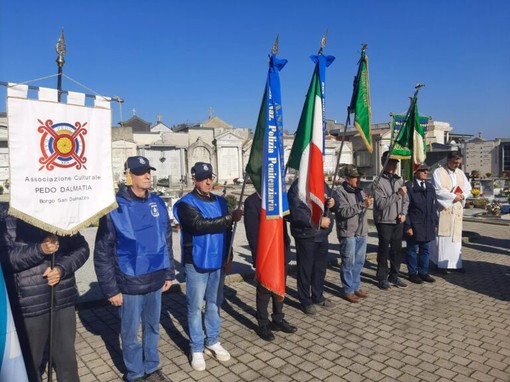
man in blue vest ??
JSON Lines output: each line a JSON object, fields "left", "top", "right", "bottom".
{"left": 94, "top": 156, "right": 175, "bottom": 382}
{"left": 173, "top": 162, "right": 243, "bottom": 372}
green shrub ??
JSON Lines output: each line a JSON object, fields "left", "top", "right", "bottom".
{"left": 225, "top": 194, "right": 238, "bottom": 213}
{"left": 472, "top": 198, "right": 487, "bottom": 209}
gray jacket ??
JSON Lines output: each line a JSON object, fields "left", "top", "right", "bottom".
{"left": 373, "top": 172, "right": 409, "bottom": 224}
{"left": 335, "top": 182, "right": 369, "bottom": 238}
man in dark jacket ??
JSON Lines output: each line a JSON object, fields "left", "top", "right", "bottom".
{"left": 0, "top": 203, "right": 89, "bottom": 382}
{"left": 173, "top": 162, "right": 243, "bottom": 372}
{"left": 404, "top": 163, "right": 437, "bottom": 283}
{"left": 288, "top": 179, "right": 338, "bottom": 315}
{"left": 244, "top": 192, "right": 297, "bottom": 341}
{"left": 94, "top": 156, "right": 175, "bottom": 382}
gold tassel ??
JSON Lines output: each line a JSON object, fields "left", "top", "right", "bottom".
{"left": 125, "top": 169, "right": 132, "bottom": 186}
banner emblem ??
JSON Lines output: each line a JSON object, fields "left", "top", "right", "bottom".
{"left": 7, "top": 83, "right": 117, "bottom": 234}
{"left": 38, "top": 119, "right": 88, "bottom": 170}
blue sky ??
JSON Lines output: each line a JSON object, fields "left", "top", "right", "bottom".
{"left": 1, "top": 0, "right": 509, "bottom": 139}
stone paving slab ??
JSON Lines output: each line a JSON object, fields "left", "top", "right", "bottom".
{"left": 52, "top": 220, "right": 510, "bottom": 381}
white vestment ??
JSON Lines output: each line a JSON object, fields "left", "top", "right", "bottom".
{"left": 430, "top": 165, "right": 472, "bottom": 269}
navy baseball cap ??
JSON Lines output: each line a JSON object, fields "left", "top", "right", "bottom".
{"left": 191, "top": 162, "right": 215, "bottom": 181}
{"left": 124, "top": 156, "right": 156, "bottom": 175}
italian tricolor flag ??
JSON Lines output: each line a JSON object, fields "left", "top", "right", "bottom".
{"left": 287, "top": 54, "right": 334, "bottom": 228}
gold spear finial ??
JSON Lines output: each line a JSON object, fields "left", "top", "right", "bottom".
{"left": 318, "top": 30, "right": 328, "bottom": 54}
{"left": 271, "top": 34, "right": 279, "bottom": 55}
{"left": 56, "top": 28, "right": 67, "bottom": 68}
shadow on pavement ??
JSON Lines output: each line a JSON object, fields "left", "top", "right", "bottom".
{"left": 463, "top": 235, "right": 510, "bottom": 257}
{"left": 161, "top": 289, "right": 190, "bottom": 355}
{"left": 77, "top": 288, "right": 126, "bottom": 376}
{"left": 221, "top": 283, "right": 258, "bottom": 332}
{"left": 431, "top": 260, "right": 510, "bottom": 301}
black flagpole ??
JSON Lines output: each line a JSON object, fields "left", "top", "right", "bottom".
{"left": 328, "top": 44, "right": 368, "bottom": 197}
{"left": 372, "top": 83, "right": 425, "bottom": 193}
{"left": 226, "top": 35, "right": 280, "bottom": 262}
{"left": 47, "top": 28, "right": 66, "bottom": 382}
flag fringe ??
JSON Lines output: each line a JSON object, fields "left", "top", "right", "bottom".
{"left": 7, "top": 202, "right": 118, "bottom": 236}
{"left": 308, "top": 193, "right": 325, "bottom": 211}
{"left": 256, "top": 278, "right": 286, "bottom": 299}
{"left": 264, "top": 214, "right": 282, "bottom": 220}
{"left": 354, "top": 121, "right": 373, "bottom": 153}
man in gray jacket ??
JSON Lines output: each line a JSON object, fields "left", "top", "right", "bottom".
{"left": 373, "top": 152, "right": 409, "bottom": 290}
{"left": 335, "top": 165, "right": 373, "bottom": 303}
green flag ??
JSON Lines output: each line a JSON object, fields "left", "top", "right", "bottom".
{"left": 391, "top": 101, "right": 427, "bottom": 165}
{"left": 349, "top": 51, "right": 372, "bottom": 153}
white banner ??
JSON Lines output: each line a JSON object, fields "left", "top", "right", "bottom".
{"left": 7, "top": 85, "right": 117, "bottom": 234}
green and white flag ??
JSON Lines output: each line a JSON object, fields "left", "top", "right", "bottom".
{"left": 391, "top": 100, "right": 427, "bottom": 166}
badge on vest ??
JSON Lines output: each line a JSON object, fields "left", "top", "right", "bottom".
{"left": 150, "top": 202, "right": 160, "bottom": 217}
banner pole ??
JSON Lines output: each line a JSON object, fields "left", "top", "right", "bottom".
{"left": 328, "top": 44, "right": 367, "bottom": 198}
{"left": 47, "top": 28, "right": 67, "bottom": 382}
{"left": 372, "top": 83, "right": 425, "bottom": 193}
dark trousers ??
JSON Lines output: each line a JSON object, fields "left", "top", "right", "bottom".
{"left": 19, "top": 305, "right": 79, "bottom": 382}
{"left": 375, "top": 223, "right": 404, "bottom": 282}
{"left": 256, "top": 282, "right": 284, "bottom": 326}
{"left": 295, "top": 238, "right": 329, "bottom": 307}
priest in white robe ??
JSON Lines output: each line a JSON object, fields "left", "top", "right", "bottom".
{"left": 431, "top": 151, "right": 472, "bottom": 273}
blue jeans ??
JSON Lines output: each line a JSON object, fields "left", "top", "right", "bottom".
{"left": 119, "top": 290, "right": 162, "bottom": 381}
{"left": 185, "top": 264, "right": 222, "bottom": 352}
{"left": 406, "top": 238, "right": 431, "bottom": 275}
{"left": 339, "top": 236, "right": 367, "bottom": 294}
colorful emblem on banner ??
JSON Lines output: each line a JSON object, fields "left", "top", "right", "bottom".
{"left": 38, "top": 119, "right": 88, "bottom": 170}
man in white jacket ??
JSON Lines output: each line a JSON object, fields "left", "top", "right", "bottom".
{"left": 431, "top": 151, "right": 472, "bottom": 274}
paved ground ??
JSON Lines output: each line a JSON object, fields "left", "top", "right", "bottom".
{"left": 55, "top": 215, "right": 510, "bottom": 382}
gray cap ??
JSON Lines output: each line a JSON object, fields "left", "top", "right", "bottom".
{"left": 344, "top": 164, "right": 361, "bottom": 178}
{"left": 414, "top": 163, "right": 430, "bottom": 173}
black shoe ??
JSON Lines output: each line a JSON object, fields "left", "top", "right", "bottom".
{"left": 256, "top": 324, "right": 275, "bottom": 341}
{"left": 453, "top": 268, "right": 466, "bottom": 273}
{"left": 378, "top": 280, "right": 392, "bottom": 290}
{"left": 390, "top": 278, "right": 408, "bottom": 288}
{"left": 419, "top": 273, "right": 436, "bottom": 283}
{"left": 409, "top": 274, "right": 423, "bottom": 284}
{"left": 437, "top": 268, "right": 448, "bottom": 275}
{"left": 302, "top": 304, "right": 317, "bottom": 315}
{"left": 272, "top": 319, "right": 297, "bottom": 334}
{"left": 145, "top": 369, "right": 170, "bottom": 382}
{"left": 314, "top": 298, "right": 336, "bottom": 309}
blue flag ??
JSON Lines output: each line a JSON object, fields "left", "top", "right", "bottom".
{"left": 0, "top": 264, "right": 29, "bottom": 382}
{"left": 263, "top": 54, "right": 289, "bottom": 218}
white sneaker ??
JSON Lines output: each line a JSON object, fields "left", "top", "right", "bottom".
{"left": 204, "top": 342, "right": 231, "bottom": 362}
{"left": 191, "top": 352, "right": 206, "bottom": 371}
